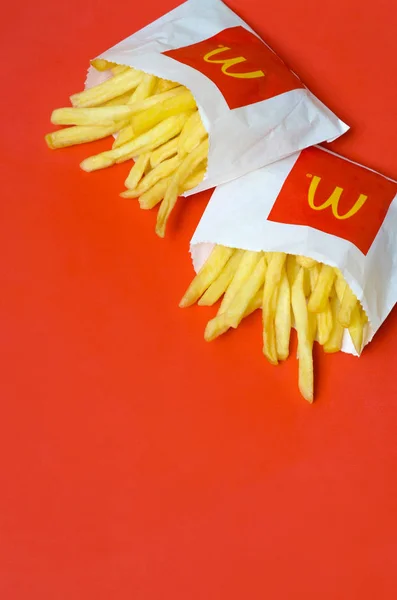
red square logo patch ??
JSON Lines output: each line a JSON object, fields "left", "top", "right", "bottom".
{"left": 267, "top": 147, "right": 397, "bottom": 255}
{"left": 164, "top": 26, "right": 303, "bottom": 110}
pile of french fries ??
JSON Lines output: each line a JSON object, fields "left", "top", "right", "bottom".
{"left": 46, "top": 60, "right": 208, "bottom": 237}
{"left": 180, "top": 247, "right": 368, "bottom": 402}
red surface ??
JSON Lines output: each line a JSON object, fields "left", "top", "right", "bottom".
{"left": 1, "top": 0, "right": 397, "bottom": 598}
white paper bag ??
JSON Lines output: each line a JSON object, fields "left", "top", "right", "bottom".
{"left": 86, "top": 0, "right": 348, "bottom": 195}
{"left": 190, "top": 146, "right": 397, "bottom": 355}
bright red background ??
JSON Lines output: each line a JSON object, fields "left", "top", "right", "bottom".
{"left": 1, "top": 1, "right": 397, "bottom": 598}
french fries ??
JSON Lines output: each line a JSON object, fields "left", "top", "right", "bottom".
{"left": 46, "top": 62, "right": 208, "bottom": 236}
{"left": 180, "top": 248, "right": 368, "bottom": 402}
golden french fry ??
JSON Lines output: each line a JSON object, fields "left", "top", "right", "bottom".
{"left": 90, "top": 58, "right": 117, "bottom": 72}
{"left": 204, "top": 313, "right": 231, "bottom": 342}
{"left": 286, "top": 254, "right": 299, "bottom": 287}
{"left": 131, "top": 90, "right": 196, "bottom": 136}
{"left": 317, "top": 299, "right": 333, "bottom": 345}
{"left": 262, "top": 253, "right": 287, "bottom": 365}
{"left": 51, "top": 106, "right": 135, "bottom": 127}
{"left": 70, "top": 69, "right": 143, "bottom": 108}
{"left": 45, "top": 119, "right": 128, "bottom": 149}
{"left": 291, "top": 267, "right": 314, "bottom": 403}
{"left": 323, "top": 295, "right": 345, "bottom": 353}
{"left": 111, "top": 65, "right": 129, "bottom": 76}
{"left": 179, "top": 245, "right": 235, "bottom": 308}
{"left": 150, "top": 137, "right": 179, "bottom": 168}
{"left": 245, "top": 289, "right": 263, "bottom": 317}
{"left": 182, "top": 166, "right": 206, "bottom": 191}
{"left": 113, "top": 124, "right": 135, "bottom": 148}
{"left": 113, "top": 90, "right": 188, "bottom": 149}
{"left": 127, "top": 73, "right": 157, "bottom": 104}
{"left": 178, "top": 112, "right": 203, "bottom": 158}
{"left": 124, "top": 153, "right": 151, "bottom": 190}
{"left": 220, "top": 250, "right": 262, "bottom": 314}
{"left": 309, "top": 263, "right": 320, "bottom": 291}
{"left": 80, "top": 113, "right": 190, "bottom": 172}
{"left": 155, "top": 138, "right": 208, "bottom": 237}
{"left": 155, "top": 79, "right": 180, "bottom": 93}
{"left": 308, "top": 263, "right": 336, "bottom": 313}
{"left": 102, "top": 91, "right": 135, "bottom": 106}
{"left": 127, "top": 86, "right": 185, "bottom": 114}
{"left": 135, "top": 155, "right": 180, "bottom": 195}
{"left": 338, "top": 284, "right": 358, "bottom": 328}
{"left": 205, "top": 285, "right": 264, "bottom": 342}
{"left": 198, "top": 250, "right": 244, "bottom": 306}
{"left": 225, "top": 255, "right": 267, "bottom": 329}
{"left": 137, "top": 178, "right": 170, "bottom": 209}
{"left": 274, "top": 268, "right": 291, "bottom": 360}
{"left": 121, "top": 165, "right": 205, "bottom": 206}
{"left": 334, "top": 270, "right": 347, "bottom": 303}
{"left": 296, "top": 255, "right": 317, "bottom": 269}
{"left": 348, "top": 304, "right": 365, "bottom": 355}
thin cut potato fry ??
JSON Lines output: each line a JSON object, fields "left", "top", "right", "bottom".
{"left": 70, "top": 69, "right": 143, "bottom": 108}
{"left": 45, "top": 120, "right": 128, "bottom": 149}
{"left": 103, "top": 91, "right": 134, "bottom": 106}
{"left": 291, "top": 268, "right": 314, "bottom": 403}
{"left": 262, "top": 252, "right": 287, "bottom": 365}
{"left": 51, "top": 106, "right": 135, "bottom": 127}
{"left": 155, "top": 79, "right": 180, "bottom": 93}
{"left": 205, "top": 286, "right": 264, "bottom": 342}
{"left": 179, "top": 246, "right": 235, "bottom": 308}
{"left": 150, "top": 137, "right": 179, "bottom": 168}
{"left": 90, "top": 58, "right": 118, "bottom": 71}
{"left": 225, "top": 255, "right": 267, "bottom": 329}
{"left": 121, "top": 165, "right": 205, "bottom": 207}
{"left": 198, "top": 250, "right": 244, "bottom": 306}
{"left": 156, "top": 138, "right": 209, "bottom": 237}
{"left": 317, "top": 299, "right": 333, "bottom": 345}
{"left": 324, "top": 295, "right": 345, "bottom": 353}
{"left": 124, "top": 153, "right": 151, "bottom": 190}
{"left": 339, "top": 284, "right": 358, "bottom": 327}
{"left": 134, "top": 155, "right": 180, "bottom": 195}
{"left": 127, "top": 73, "right": 157, "bottom": 105}
{"left": 286, "top": 254, "right": 299, "bottom": 287}
{"left": 178, "top": 112, "right": 202, "bottom": 158}
{"left": 204, "top": 313, "right": 230, "bottom": 342}
{"left": 80, "top": 113, "right": 191, "bottom": 172}
{"left": 348, "top": 304, "right": 365, "bottom": 354}
{"left": 126, "top": 86, "right": 186, "bottom": 115}
{"left": 111, "top": 65, "right": 129, "bottom": 76}
{"left": 334, "top": 271, "right": 347, "bottom": 303}
{"left": 183, "top": 126, "right": 207, "bottom": 156}
{"left": 308, "top": 263, "right": 336, "bottom": 313}
{"left": 245, "top": 289, "right": 263, "bottom": 317}
{"left": 296, "top": 256, "right": 317, "bottom": 269}
{"left": 274, "top": 269, "right": 291, "bottom": 360}
{"left": 131, "top": 90, "right": 196, "bottom": 137}
{"left": 138, "top": 178, "right": 170, "bottom": 209}
{"left": 220, "top": 250, "right": 262, "bottom": 314}
{"left": 113, "top": 124, "right": 135, "bottom": 149}
{"left": 182, "top": 165, "right": 206, "bottom": 191}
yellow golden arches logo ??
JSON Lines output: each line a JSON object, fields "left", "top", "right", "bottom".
{"left": 203, "top": 46, "right": 265, "bottom": 79}
{"left": 306, "top": 174, "right": 368, "bottom": 220}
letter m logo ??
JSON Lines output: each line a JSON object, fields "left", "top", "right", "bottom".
{"left": 267, "top": 147, "right": 397, "bottom": 255}
{"left": 164, "top": 26, "right": 303, "bottom": 110}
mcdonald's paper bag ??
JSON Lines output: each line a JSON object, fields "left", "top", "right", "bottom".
{"left": 190, "top": 146, "right": 397, "bottom": 355}
{"left": 85, "top": 0, "right": 348, "bottom": 195}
